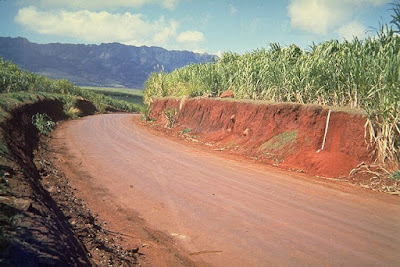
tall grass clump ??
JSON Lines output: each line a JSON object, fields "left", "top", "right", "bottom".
{"left": 144, "top": 6, "right": 400, "bottom": 168}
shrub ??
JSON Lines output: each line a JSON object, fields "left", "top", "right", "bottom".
{"left": 164, "top": 108, "right": 177, "bottom": 128}
{"left": 32, "top": 113, "right": 56, "bottom": 136}
{"left": 140, "top": 105, "right": 152, "bottom": 121}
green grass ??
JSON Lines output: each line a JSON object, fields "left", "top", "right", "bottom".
{"left": 81, "top": 86, "right": 143, "bottom": 94}
{"left": 0, "top": 92, "right": 59, "bottom": 119}
{"left": 182, "top": 128, "right": 192, "bottom": 134}
{"left": 259, "top": 131, "right": 298, "bottom": 163}
{"left": 81, "top": 87, "right": 144, "bottom": 105}
{"left": 260, "top": 131, "right": 298, "bottom": 151}
{"left": 391, "top": 170, "right": 400, "bottom": 180}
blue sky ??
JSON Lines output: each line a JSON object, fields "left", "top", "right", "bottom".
{"left": 0, "top": 0, "right": 395, "bottom": 55}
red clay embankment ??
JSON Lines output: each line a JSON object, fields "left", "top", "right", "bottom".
{"left": 150, "top": 98, "right": 373, "bottom": 178}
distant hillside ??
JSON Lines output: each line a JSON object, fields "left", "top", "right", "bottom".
{"left": 0, "top": 37, "right": 216, "bottom": 88}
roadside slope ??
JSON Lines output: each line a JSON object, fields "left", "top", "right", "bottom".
{"left": 0, "top": 95, "right": 140, "bottom": 266}
{"left": 149, "top": 98, "right": 373, "bottom": 178}
{"left": 0, "top": 98, "right": 90, "bottom": 266}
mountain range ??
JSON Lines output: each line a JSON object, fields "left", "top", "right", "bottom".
{"left": 0, "top": 37, "right": 216, "bottom": 88}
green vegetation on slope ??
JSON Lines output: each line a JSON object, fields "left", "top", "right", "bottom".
{"left": 81, "top": 86, "right": 144, "bottom": 106}
{"left": 0, "top": 93, "right": 54, "bottom": 160}
{"left": 144, "top": 6, "right": 400, "bottom": 168}
{"left": 0, "top": 59, "right": 141, "bottom": 113}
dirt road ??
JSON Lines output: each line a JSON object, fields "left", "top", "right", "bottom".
{"left": 52, "top": 114, "right": 400, "bottom": 266}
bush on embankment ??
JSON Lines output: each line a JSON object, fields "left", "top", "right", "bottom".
{"left": 144, "top": 8, "right": 400, "bottom": 169}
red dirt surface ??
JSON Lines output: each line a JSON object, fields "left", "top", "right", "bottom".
{"left": 150, "top": 98, "right": 373, "bottom": 178}
{"left": 50, "top": 114, "right": 400, "bottom": 266}
{"left": 50, "top": 117, "right": 201, "bottom": 266}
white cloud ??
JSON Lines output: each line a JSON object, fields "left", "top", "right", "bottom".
{"left": 21, "top": 0, "right": 181, "bottom": 10}
{"left": 337, "top": 21, "right": 367, "bottom": 40}
{"left": 229, "top": 4, "right": 238, "bottom": 15}
{"left": 15, "top": 6, "right": 205, "bottom": 50}
{"left": 177, "top": 31, "right": 205, "bottom": 44}
{"left": 288, "top": 0, "right": 391, "bottom": 35}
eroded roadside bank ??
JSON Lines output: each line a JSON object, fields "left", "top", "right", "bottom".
{"left": 0, "top": 99, "right": 91, "bottom": 265}
{"left": 148, "top": 97, "right": 399, "bottom": 193}
{"left": 0, "top": 98, "right": 142, "bottom": 265}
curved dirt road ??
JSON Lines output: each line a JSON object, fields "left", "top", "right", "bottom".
{"left": 52, "top": 114, "right": 400, "bottom": 266}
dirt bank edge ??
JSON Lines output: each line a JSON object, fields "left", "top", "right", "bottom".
{"left": 148, "top": 98, "right": 399, "bottom": 193}
{"left": 0, "top": 99, "right": 92, "bottom": 265}
{"left": 0, "top": 98, "right": 143, "bottom": 266}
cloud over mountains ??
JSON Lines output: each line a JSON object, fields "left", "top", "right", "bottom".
{"left": 15, "top": 0, "right": 205, "bottom": 51}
